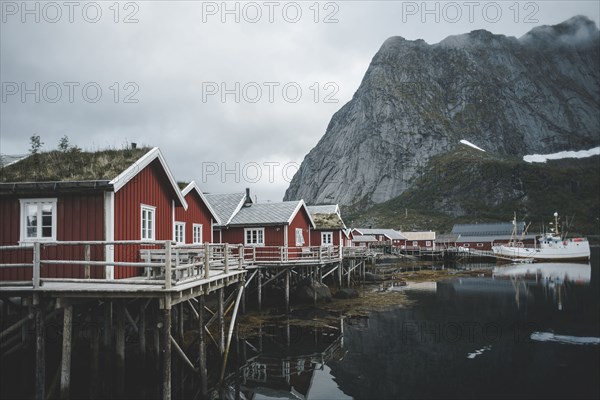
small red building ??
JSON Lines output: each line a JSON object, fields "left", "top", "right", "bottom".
{"left": 307, "top": 205, "right": 346, "bottom": 247}
{"left": 0, "top": 147, "right": 187, "bottom": 281}
{"left": 204, "top": 190, "right": 252, "bottom": 244}
{"left": 400, "top": 231, "right": 437, "bottom": 250}
{"left": 351, "top": 228, "right": 405, "bottom": 247}
{"left": 174, "top": 181, "right": 220, "bottom": 245}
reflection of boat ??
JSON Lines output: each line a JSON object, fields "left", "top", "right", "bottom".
{"left": 492, "top": 213, "right": 590, "bottom": 262}
{"left": 492, "top": 262, "right": 591, "bottom": 284}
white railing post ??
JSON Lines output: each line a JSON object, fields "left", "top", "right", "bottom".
{"left": 204, "top": 242, "right": 210, "bottom": 279}
{"left": 252, "top": 247, "right": 256, "bottom": 263}
{"left": 84, "top": 244, "right": 91, "bottom": 279}
{"left": 33, "top": 242, "right": 41, "bottom": 289}
{"left": 238, "top": 245, "right": 244, "bottom": 269}
{"left": 224, "top": 244, "right": 229, "bottom": 274}
{"left": 319, "top": 246, "right": 323, "bottom": 262}
{"left": 279, "top": 247, "right": 284, "bottom": 262}
{"left": 164, "top": 241, "right": 172, "bottom": 289}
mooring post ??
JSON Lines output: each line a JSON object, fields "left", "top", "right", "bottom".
{"left": 285, "top": 268, "right": 290, "bottom": 314}
{"left": 162, "top": 297, "right": 172, "bottom": 400}
{"left": 218, "top": 288, "right": 225, "bottom": 355}
{"left": 34, "top": 295, "right": 45, "bottom": 400}
{"left": 60, "top": 305, "right": 73, "bottom": 400}
{"left": 198, "top": 295, "right": 208, "bottom": 398}
{"left": 115, "top": 301, "right": 126, "bottom": 398}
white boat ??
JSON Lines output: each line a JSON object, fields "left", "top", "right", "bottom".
{"left": 492, "top": 213, "right": 590, "bottom": 262}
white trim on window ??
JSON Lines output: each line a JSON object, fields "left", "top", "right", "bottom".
{"left": 19, "top": 198, "right": 58, "bottom": 243}
{"left": 426, "top": 241, "right": 431, "bottom": 247}
{"left": 174, "top": 221, "right": 185, "bottom": 244}
{"left": 193, "top": 223, "right": 203, "bottom": 244}
{"left": 321, "top": 232, "right": 333, "bottom": 246}
{"left": 141, "top": 204, "right": 156, "bottom": 240}
{"left": 244, "top": 228, "right": 265, "bottom": 246}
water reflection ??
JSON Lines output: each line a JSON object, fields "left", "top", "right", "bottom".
{"left": 228, "top": 257, "right": 599, "bottom": 399}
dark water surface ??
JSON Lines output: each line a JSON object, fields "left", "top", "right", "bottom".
{"left": 237, "top": 249, "right": 600, "bottom": 399}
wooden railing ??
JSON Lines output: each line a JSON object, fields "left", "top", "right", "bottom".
{"left": 240, "top": 245, "right": 344, "bottom": 264}
{"left": 0, "top": 241, "right": 246, "bottom": 290}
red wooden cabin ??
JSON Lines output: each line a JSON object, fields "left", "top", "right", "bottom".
{"left": 0, "top": 147, "right": 187, "bottom": 281}
{"left": 175, "top": 181, "right": 220, "bottom": 245}
{"left": 400, "top": 231, "right": 437, "bottom": 250}
{"left": 306, "top": 205, "right": 346, "bottom": 247}
{"left": 217, "top": 199, "right": 316, "bottom": 261}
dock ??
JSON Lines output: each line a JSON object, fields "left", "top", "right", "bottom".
{"left": 0, "top": 240, "right": 368, "bottom": 399}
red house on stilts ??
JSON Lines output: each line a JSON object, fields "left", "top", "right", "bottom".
{"left": 0, "top": 146, "right": 188, "bottom": 281}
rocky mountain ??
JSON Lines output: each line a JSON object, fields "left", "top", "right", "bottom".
{"left": 284, "top": 16, "right": 600, "bottom": 209}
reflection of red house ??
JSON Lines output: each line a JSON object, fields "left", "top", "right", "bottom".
{"left": 307, "top": 205, "right": 346, "bottom": 247}
{"left": 0, "top": 147, "right": 187, "bottom": 281}
{"left": 175, "top": 181, "right": 220, "bottom": 245}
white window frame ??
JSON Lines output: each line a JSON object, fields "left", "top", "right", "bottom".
{"left": 321, "top": 232, "right": 333, "bottom": 246}
{"left": 141, "top": 204, "right": 156, "bottom": 240}
{"left": 244, "top": 228, "right": 265, "bottom": 246}
{"left": 174, "top": 221, "right": 185, "bottom": 244}
{"left": 295, "top": 228, "right": 304, "bottom": 246}
{"left": 19, "top": 198, "right": 58, "bottom": 243}
{"left": 413, "top": 241, "right": 418, "bottom": 247}
{"left": 193, "top": 223, "right": 203, "bottom": 244}
{"left": 426, "top": 241, "right": 431, "bottom": 247}
{"left": 477, "top": 243, "right": 484, "bottom": 247}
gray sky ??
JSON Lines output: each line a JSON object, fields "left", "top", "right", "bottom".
{"left": 1, "top": 1, "right": 599, "bottom": 201}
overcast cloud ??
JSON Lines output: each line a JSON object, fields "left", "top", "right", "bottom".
{"left": 1, "top": 1, "right": 599, "bottom": 201}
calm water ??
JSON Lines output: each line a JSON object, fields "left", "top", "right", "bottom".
{"left": 234, "top": 249, "right": 600, "bottom": 399}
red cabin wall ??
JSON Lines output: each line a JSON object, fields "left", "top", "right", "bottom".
{"left": 0, "top": 193, "right": 105, "bottom": 281}
{"left": 113, "top": 159, "right": 176, "bottom": 279}
{"left": 310, "top": 229, "right": 342, "bottom": 246}
{"left": 175, "top": 191, "right": 214, "bottom": 244}
{"left": 288, "top": 209, "right": 312, "bottom": 247}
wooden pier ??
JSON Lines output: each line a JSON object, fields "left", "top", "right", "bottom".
{"left": 0, "top": 241, "right": 368, "bottom": 399}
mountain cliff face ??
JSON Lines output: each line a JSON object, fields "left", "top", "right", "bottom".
{"left": 284, "top": 16, "right": 600, "bottom": 208}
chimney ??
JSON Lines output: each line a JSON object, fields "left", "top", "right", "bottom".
{"left": 131, "top": 142, "right": 137, "bottom": 149}
{"left": 244, "top": 188, "right": 252, "bottom": 205}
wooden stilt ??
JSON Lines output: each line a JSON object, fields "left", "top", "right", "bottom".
{"left": 162, "top": 299, "right": 172, "bottom": 400}
{"left": 90, "top": 307, "right": 100, "bottom": 399}
{"left": 257, "top": 268, "right": 262, "bottom": 313}
{"left": 139, "top": 300, "right": 146, "bottom": 364}
{"left": 34, "top": 295, "right": 45, "bottom": 400}
{"left": 115, "top": 301, "right": 125, "bottom": 398}
{"left": 60, "top": 306, "right": 73, "bottom": 400}
{"left": 198, "top": 295, "right": 208, "bottom": 398}
{"left": 313, "top": 266, "right": 317, "bottom": 308}
{"left": 178, "top": 303, "right": 184, "bottom": 343}
{"left": 285, "top": 269, "right": 290, "bottom": 313}
{"left": 218, "top": 288, "right": 225, "bottom": 355}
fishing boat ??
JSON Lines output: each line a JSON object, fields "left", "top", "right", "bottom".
{"left": 492, "top": 212, "right": 590, "bottom": 262}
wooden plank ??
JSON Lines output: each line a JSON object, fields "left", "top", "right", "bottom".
{"left": 60, "top": 306, "right": 73, "bottom": 400}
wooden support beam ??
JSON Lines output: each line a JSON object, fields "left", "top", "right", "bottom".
{"left": 90, "top": 308, "right": 100, "bottom": 399}
{"left": 198, "top": 295, "right": 208, "bottom": 398}
{"left": 34, "top": 296, "right": 45, "bottom": 400}
{"left": 139, "top": 300, "right": 147, "bottom": 365}
{"left": 60, "top": 306, "right": 73, "bottom": 400}
{"left": 115, "top": 301, "right": 125, "bottom": 398}
{"left": 285, "top": 269, "right": 290, "bottom": 314}
{"left": 219, "top": 284, "right": 244, "bottom": 384}
{"left": 218, "top": 288, "right": 225, "bottom": 355}
{"left": 257, "top": 269, "right": 262, "bottom": 312}
{"left": 162, "top": 299, "right": 172, "bottom": 400}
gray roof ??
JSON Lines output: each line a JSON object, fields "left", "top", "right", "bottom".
{"left": 204, "top": 192, "right": 247, "bottom": 226}
{"left": 354, "top": 228, "right": 406, "bottom": 240}
{"left": 452, "top": 222, "right": 525, "bottom": 236}
{"left": 307, "top": 205, "right": 339, "bottom": 215}
{"left": 0, "top": 154, "right": 28, "bottom": 168}
{"left": 353, "top": 235, "right": 378, "bottom": 242}
{"left": 229, "top": 200, "right": 311, "bottom": 226}
{"left": 436, "top": 233, "right": 460, "bottom": 243}
{"left": 456, "top": 234, "right": 537, "bottom": 242}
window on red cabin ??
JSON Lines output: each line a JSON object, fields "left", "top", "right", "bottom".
{"left": 193, "top": 224, "right": 203, "bottom": 244}
{"left": 141, "top": 205, "right": 156, "bottom": 240}
{"left": 322, "top": 232, "right": 333, "bottom": 246}
{"left": 174, "top": 222, "right": 185, "bottom": 244}
{"left": 426, "top": 241, "right": 431, "bottom": 246}
{"left": 19, "top": 198, "right": 57, "bottom": 242}
{"left": 245, "top": 228, "right": 264, "bottom": 246}
{"left": 295, "top": 228, "right": 304, "bottom": 246}
{"left": 413, "top": 241, "right": 418, "bottom": 246}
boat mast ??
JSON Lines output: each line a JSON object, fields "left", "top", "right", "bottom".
{"left": 554, "top": 212, "right": 560, "bottom": 238}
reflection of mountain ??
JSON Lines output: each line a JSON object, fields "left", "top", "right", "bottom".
{"left": 329, "top": 277, "right": 600, "bottom": 399}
